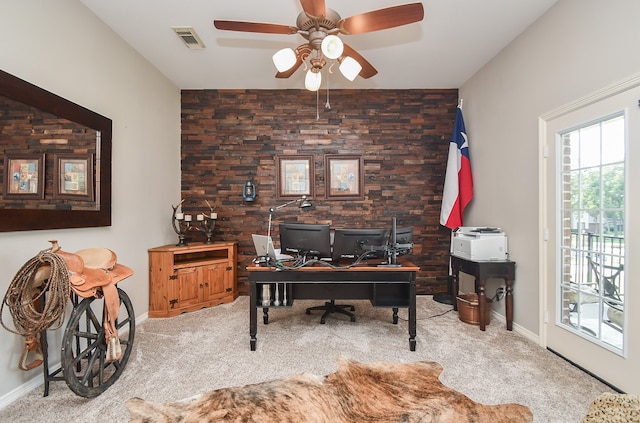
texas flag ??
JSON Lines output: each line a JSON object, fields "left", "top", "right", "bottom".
{"left": 440, "top": 105, "right": 473, "bottom": 229}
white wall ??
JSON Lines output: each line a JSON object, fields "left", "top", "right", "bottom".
{"left": 460, "top": 0, "right": 640, "bottom": 334}
{"left": 0, "top": 0, "right": 180, "bottom": 401}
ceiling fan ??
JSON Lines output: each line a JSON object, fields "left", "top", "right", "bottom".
{"left": 214, "top": 0, "right": 424, "bottom": 90}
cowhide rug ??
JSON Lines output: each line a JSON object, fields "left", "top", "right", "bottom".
{"left": 126, "top": 357, "right": 532, "bottom": 422}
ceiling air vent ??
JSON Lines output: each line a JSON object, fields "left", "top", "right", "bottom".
{"left": 172, "top": 26, "right": 205, "bottom": 49}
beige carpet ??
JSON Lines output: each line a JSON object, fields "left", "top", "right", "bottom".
{"left": 0, "top": 295, "right": 613, "bottom": 422}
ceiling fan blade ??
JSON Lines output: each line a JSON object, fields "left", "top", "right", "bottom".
{"left": 214, "top": 20, "right": 298, "bottom": 35}
{"left": 275, "top": 45, "right": 310, "bottom": 78}
{"left": 300, "top": 0, "right": 326, "bottom": 19}
{"left": 342, "top": 43, "right": 378, "bottom": 79}
{"left": 275, "top": 59, "right": 303, "bottom": 79}
{"left": 339, "top": 2, "right": 424, "bottom": 35}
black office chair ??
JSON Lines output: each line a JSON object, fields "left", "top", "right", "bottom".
{"left": 306, "top": 300, "right": 356, "bottom": 324}
{"left": 305, "top": 229, "right": 356, "bottom": 324}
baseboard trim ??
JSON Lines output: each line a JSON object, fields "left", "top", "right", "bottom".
{"left": 0, "top": 371, "right": 50, "bottom": 410}
{"left": 0, "top": 312, "right": 148, "bottom": 410}
{"left": 490, "top": 310, "right": 540, "bottom": 344}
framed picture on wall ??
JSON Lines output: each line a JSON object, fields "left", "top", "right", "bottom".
{"left": 276, "top": 155, "right": 314, "bottom": 199}
{"left": 54, "top": 153, "right": 94, "bottom": 200}
{"left": 3, "top": 153, "right": 45, "bottom": 199}
{"left": 325, "top": 154, "right": 363, "bottom": 200}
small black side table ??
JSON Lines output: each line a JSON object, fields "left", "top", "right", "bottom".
{"left": 450, "top": 255, "right": 516, "bottom": 331}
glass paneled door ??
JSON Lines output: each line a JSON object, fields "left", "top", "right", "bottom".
{"left": 558, "top": 115, "right": 624, "bottom": 351}
{"left": 542, "top": 80, "right": 640, "bottom": 393}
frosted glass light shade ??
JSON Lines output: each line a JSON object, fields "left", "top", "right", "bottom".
{"left": 305, "top": 69, "right": 322, "bottom": 91}
{"left": 272, "top": 48, "right": 297, "bottom": 72}
{"left": 339, "top": 56, "right": 362, "bottom": 81}
{"left": 321, "top": 35, "right": 343, "bottom": 59}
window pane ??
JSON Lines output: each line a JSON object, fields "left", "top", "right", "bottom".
{"left": 579, "top": 124, "right": 601, "bottom": 168}
{"left": 602, "top": 164, "right": 624, "bottom": 209}
{"left": 569, "top": 169, "right": 580, "bottom": 209}
{"left": 605, "top": 210, "right": 624, "bottom": 238}
{"left": 602, "top": 115, "right": 624, "bottom": 165}
{"left": 580, "top": 168, "right": 600, "bottom": 210}
{"left": 568, "top": 132, "right": 580, "bottom": 170}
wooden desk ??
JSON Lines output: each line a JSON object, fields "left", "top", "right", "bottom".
{"left": 247, "top": 259, "right": 419, "bottom": 351}
{"left": 450, "top": 255, "right": 516, "bottom": 331}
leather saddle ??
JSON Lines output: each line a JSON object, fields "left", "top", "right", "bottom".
{"left": 55, "top": 246, "right": 133, "bottom": 298}
{"left": 22, "top": 241, "right": 133, "bottom": 370}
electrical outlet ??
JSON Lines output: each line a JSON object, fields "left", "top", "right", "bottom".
{"left": 495, "top": 286, "right": 505, "bottom": 301}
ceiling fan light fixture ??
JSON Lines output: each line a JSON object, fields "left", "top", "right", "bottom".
{"left": 339, "top": 56, "right": 362, "bottom": 81}
{"left": 321, "top": 35, "right": 344, "bottom": 60}
{"left": 272, "top": 48, "right": 297, "bottom": 72}
{"left": 305, "top": 69, "right": 322, "bottom": 91}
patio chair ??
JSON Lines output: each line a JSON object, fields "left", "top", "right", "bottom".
{"left": 588, "top": 255, "right": 624, "bottom": 332}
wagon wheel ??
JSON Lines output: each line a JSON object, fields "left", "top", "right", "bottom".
{"left": 61, "top": 287, "right": 135, "bottom": 398}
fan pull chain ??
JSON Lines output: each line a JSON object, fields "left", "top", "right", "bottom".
{"left": 316, "top": 89, "right": 320, "bottom": 121}
{"left": 325, "top": 72, "right": 331, "bottom": 110}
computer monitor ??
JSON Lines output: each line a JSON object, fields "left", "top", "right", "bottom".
{"left": 393, "top": 226, "right": 414, "bottom": 257}
{"left": 332, "top": 228, "right": 388, "bottom": 262}
{"left": 279, "top": 222, "right": 331, "bottom": 260}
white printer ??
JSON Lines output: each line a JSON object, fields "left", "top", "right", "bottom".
{"left": 451, "top": 227, "right": 508, "bottom": 261}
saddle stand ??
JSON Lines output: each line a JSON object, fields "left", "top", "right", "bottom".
{"left": 27, "top": 241, "right": 134, "bottom": 397}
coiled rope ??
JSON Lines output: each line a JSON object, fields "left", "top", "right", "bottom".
{"left": 1, "top": 249, "right": 71, "bottom": 338}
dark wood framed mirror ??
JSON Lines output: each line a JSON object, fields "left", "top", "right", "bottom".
{"left": 0, "top": 69, "right": 111, "bottom": 231}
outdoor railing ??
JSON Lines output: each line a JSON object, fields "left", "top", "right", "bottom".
{"left": 569, "top": 230, "right": 624, "bottom": 295}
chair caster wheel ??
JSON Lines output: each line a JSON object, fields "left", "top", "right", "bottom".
{"left": 350, "top": 306, "right": 355, "bottom": 311}
{"left": 320, "top": 319, "right": 326, "bottom": 324}
{"left": 306, "top": 310, "right": 310, "bottom": 315}
{"left": 350, "top": 317, "right": 356, "bottom": 322}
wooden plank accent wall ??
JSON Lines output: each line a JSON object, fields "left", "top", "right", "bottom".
{"left": 181, "top": 88, "right": 458, "bottom": 296}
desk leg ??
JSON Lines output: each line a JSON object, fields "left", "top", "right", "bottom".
{"left": 263, "top": 308, "right": 270, "bottom": 324}
{"left": 409, "top": 282, "right": 416, "bottom": 351}
{"left": 452, "top": 269, "right": 460, "bottom": 311}
{"left": 250, "top": 281, "right": 257, "bottom": 351}
{"left": 478, "top": 279, "right": 487, "bottom": 332}
{"left": 505, "top": 279, "right": 514, "bottom": 331}
{"left": 392, "top": 308, "right": 399, "bottom": 324}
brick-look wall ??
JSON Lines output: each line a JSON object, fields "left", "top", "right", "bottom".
{"left": 180, "top": 88, "right": 458, "bottom": 296}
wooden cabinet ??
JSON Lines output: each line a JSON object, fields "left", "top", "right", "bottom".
{"left": 148, "top": 242, "right": 237, "bottom": 318}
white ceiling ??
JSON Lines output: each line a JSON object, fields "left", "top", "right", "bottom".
{"left": 80, "top": 0, "right": 558, "bottom": 90}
